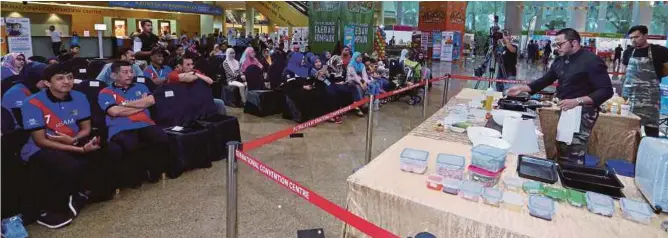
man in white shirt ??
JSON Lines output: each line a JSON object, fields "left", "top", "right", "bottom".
{"left": 49, "top": 25, "right": 62, "bottom": 56}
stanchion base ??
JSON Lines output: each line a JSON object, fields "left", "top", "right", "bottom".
{"left": 297, "top": 228, "right": 325, "bottom": 238}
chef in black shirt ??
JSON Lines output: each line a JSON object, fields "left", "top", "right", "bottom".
{"left": 134, "top": 19, "right": 161, "bottom": 63}
{"left": 507, "top": 28, "right": 613, "bottom": 164}
{"left": 621, "top": 25, "right": 668, "bottom": 137}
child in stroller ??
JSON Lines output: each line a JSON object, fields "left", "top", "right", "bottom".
{"left": 388, "top": 57, "right": 424, "bottom": 105}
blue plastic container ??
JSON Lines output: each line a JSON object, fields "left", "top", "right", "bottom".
{"left": 606, "top": 159, "right": 635, "bottom": 177}
{"left": 471, "top": 144, "right": 506, "bottom": 172}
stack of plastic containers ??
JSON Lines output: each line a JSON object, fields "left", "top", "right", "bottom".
{"left": 436, "top": 154, "right": 466, "bottom": 180}
{"left": 469, "top": 144, "right": 507, "bottom": 187}
{"left": 585, "top": 192, "right": 615, "bottom": 217}
{"left": 400, "top": 148, "right": 429, "bottom": 174}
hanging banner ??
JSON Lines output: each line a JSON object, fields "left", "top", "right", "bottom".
{"left": 421, "top": 32, "right": 429, "bottom": 53}
{"left": 441, "top": 31, "right": 454, "bottom": 62}
{"left": 343, "top": 25, "right": 356, "bottom": 52}
{"left": 418, "top": 2, "right": 448, "bottom": 31}
{"left": 432, "top": 31, "right": 442, "bottom": 60}
{"left": 308, "top": 2, "right": 340, "bottom": 54}
{"left": 109, "top": 1, "right": 223, "bottom": 15}
{"left": 340, "top": 2, "right": 375, "bottom": 53}
{"left": 5, "top": 17, "right": 32, "bottom": 57}
{"left": 452, "top": 31, "right": 462, "bottom": 60}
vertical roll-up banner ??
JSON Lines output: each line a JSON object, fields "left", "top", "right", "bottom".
{"left": 308, "top": 2, "right": 340, "bottom": 54}
{"left": 340, "top": 2, "right": 375, "bottom": 53}
{"left": 5, "top": 17, "right": 32, "bottom": 57}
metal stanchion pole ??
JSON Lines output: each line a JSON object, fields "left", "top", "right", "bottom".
{"left": 364, "top": 95, "right": 375, "bottom": 164}
{"left": 441, "top": 75, "right": 450, "bottom": 107}
{"left": 422, "top": 80, "right": 429, "bottom": 120}
{"left": 226, "top": 141, "right": 240, "bottom": 238}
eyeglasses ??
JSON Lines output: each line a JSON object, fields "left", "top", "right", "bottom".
{"left": 555, "top": 40, "right": 572, "bottom": 49}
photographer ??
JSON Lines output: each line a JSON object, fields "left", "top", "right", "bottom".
{"left": 496, "top": 30, "right": 517, "bottom": 93}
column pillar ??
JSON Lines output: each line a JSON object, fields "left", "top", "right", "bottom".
{"left": 245, "top": 5, "right": 255, "bottom": 36}
{"left": 534, "top": 2, "right": 545, "bottom": 31}
{"left": 396, "top": 2, "right": 403, "bottom": 25}
{"left": 567, "top": 2, "right": 587, "bottom": 32}
{"left": 504, "top": 2, "right": 522, "bottom": 35}
{"left": 631, "top": 1, "right": 652, "bottom": 28}
{"left": 596, "top": 2, "right": 608, "bottom": 33}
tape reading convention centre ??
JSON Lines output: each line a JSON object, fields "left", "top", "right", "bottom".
{"left": 234, "top": 150, "right": 399, "bottom": 237}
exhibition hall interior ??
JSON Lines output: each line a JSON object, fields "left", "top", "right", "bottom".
{"left": 1, "top": 1, "right": 668, "bottom": 237}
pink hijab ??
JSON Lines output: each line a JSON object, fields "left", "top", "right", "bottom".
{"left": 240, "top": 47, "right": 263, "bottom": 73}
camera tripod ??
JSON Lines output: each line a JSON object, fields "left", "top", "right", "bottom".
{"left": 474, "top": 40, "right": 508, "bottom": 91}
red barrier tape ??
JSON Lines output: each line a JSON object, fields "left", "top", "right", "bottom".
{"left": 243, "top": 98, "right": 370, "bottom": 151}
{"left": 235, "top": 150, "right": 399, "bottom": 238}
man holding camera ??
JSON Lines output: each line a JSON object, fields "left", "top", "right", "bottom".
{"left": 507, "top": 28, "right": 613, "bottom": 165}
{"left": 496, "top": 30, "right": 517, "bottom": 93}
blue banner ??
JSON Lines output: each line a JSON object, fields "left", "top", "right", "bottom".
{"left": 109, "top": 1, "right": 222, "bottom": 15}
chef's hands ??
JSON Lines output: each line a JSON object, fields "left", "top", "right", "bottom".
{"left": 558, "top": 99, "right": 580, "bottom": 111}
{"left": 506, "top": 85, "right": 531, "bottom": 96}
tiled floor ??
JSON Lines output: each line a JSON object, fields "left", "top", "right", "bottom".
{"left": 26, "top": 59, "right": 565, "bottom": 237}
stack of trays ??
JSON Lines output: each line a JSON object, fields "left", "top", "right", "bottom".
{"left": 400, "top": 148, "right": 429, "bottom": 174}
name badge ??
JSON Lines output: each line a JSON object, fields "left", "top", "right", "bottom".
{"left": 137, "top": 77, "right": 146, "bottom": 83}
{"left": 89, "top": 81, "right": 100, "bottom": 87}
{"left": 165, "top": 90, "right": 174, "bottom": 98}
{"left": 79, "top": 68, "right": 87, "bottom": 73}
{"left": 74, "top": 79, "right": 83, "bottom": 84}
{"left": 171, "top": 126, "right": 183, "bottom": 131}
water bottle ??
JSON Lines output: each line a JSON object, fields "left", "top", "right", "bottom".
{"left": 661, "top": 76, "right": 668, "bottom": 115}
{"left": 1, "top": 216, "right": 28, "bottom": 238}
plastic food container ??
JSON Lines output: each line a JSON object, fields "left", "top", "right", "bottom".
{"left": 400, "top": 148, "right": 429, "bottom": 174}
{"left": 468, "top": 165, "right": 503, "bottom": 187}
{"left": 471, "top": 144, "right": 507, "bottom": 173}
{"left": 460, "top": 180, "right": 484, "bottom": 202}
{"left": 528, "top": 195, "right": 556, "bottom": 221}
{"left": 502, "top": 192, "right": 524, "bottom": 212}
{"left": 436, "top": 153, "right": 466, "bottom": 179}
{"left": 523, "top": 181, "right": 544, "bottom": 194}
{"left": 426, "top": 174, "right": 444, "bottom": 191}
{"left": 566, "top": 189, "right": 586, "bottom": 208}
{"left": 483, "top": 187, "right": 503, "bottom": 207}
{"left": 503, "top": 175, "right": 524, "bottom": 192}
{"left": 542, "top": 186, "right": 567, "bottom": 202}
{"left": 585, "top": 192, "right": 615, "bottom": 217}
{"left": 620, "top": 198, "right": 652, "bottom": 224}
{"left": 442, "top": 178, "right": 462, "bottom": 195}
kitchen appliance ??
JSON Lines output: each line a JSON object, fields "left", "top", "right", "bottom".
{"left": 635, "top": 137, "right": 668, "bottom": 213}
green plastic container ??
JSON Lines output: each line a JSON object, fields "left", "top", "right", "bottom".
{"left": 522, "top": 181, "right": 543, "bottom": 194}
{"left": 542, "top": 186, "right": 567, "bottom": 202}
{"left": 566, "top": 189, "right": 587, "bottom": 208}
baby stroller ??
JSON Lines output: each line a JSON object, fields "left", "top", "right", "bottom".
{"left": 388, "top": 59, "right": 423, "bottom": 105}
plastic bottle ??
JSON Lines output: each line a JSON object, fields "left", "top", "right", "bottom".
{"left": 484, "top": 87, "right": 495, "bottom": 111}
{"left": 608, "top": 88, "right": 625, "bottom": 114}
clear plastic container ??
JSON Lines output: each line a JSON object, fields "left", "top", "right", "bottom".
{"left": 502, "top": 191, "right": 524, "bottom": 212}
{"left": 620, "top": 198, "right": 652, "bottom": 224}
{"left": 426, "top": 174, "right": 444, "bottom": 191}
{"left": 436, "top": 153, "right": 466, "bottom": 180}
{"left": 468, "top": 165, "right": 503, "bottom": 187}
{"left": 566, "top": 189, "right": 586, "bottom": 208}
{"left": 400, "top": 148, "right": 429, "bottom": 174}
{"left": 528, "top": 195, "right": 556, "bottom": 221}
{"left": 483, "top": 187, "right": 503, "bottom": 207}
{"left": 471, "top": 144, "right": 507, "bottom": 173}
{"left": 460, "top": 180, "right": 484, "bottom": 202}
{"left": 542, "top": 186, "right": 567, "bottom": 202}
{"left": 523, "top": 181, "right": 543, "bottom": 194}
{"left": 503, "top": 175, "right": 524, "bottom": 193}
{"left": 585, "top": 192, "right": 615, "bottom": 217}
{"left": 442, "top": 178, "right": 462, "bottom": 195}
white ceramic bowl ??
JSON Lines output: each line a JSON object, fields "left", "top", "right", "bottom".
{"left": 491, "top": 109, "right": 523, "bottom": 126}
{"left": 471, "top": 137, "right": 511, "bottom": 151}
{"left": 467, "top": 126, "right": 501, "bottom": 143}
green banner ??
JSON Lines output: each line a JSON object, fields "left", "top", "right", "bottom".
{"left": 308, "top": 2, "right": 341, "bottom": 54}
{"left": 339, "top": 2, "right": 375, "bottom": 54}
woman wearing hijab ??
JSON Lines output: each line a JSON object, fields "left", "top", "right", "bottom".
{"left": 283, "top": 52, "right": 329, "bottom": 122}
{"left": 399, "top": 49, "right": 409, "bottom": 64}
{"left": 346, "top": 52, "right": 369, "bottom": 116}
{"left": 222, "top": 48, "right": 247, "bottom": 104}
{"left": 326, "top": 55, "right": 361, "bottom": 115}
{"left": 307, "top": 56, "right": 345, "bottom": 124}
{"left": 1, "top": 53, "right": 26, "bottom": 81}
{"left": 2, "top": 62, "right": 47, "bottom": 127}
{"left": 319, "top": 51, "right": 332, "bottom": 66}
{"left": 240, "top": 47, "right": 263, "bottom": 73}
{"left": 209, "top": 44, "right": 224, "bottom": 58}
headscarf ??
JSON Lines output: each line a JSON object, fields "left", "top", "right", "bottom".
{"left": 240, "top": 47, "right": 263, "bottom": 72}
{"left": 327, "top": 55, "right": 343, "bottom": 76}
{"left": 285, "top": 52, "right": 308, "bottom": 77}
{"left": 348, "top": 52, "right": 365, "bottom": 74}
{"left": 2, "top": 53, "right": 24, "bottom": 75}
{"left": 262, "top": 49, "right": 272, "bottom": 66}
{"left": 319, "top": 51, "right": 331, "bottom": 65}
{"left": 22, "top": 62, "right": 47, "bottom": 93}
{"left": 224, "top": 48, "right": 240, "bottom": 72}
{"left": 399, "top": 49, "right": 409, "bottom": 63}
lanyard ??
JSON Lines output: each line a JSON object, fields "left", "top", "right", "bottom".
{"left": 149, "top": 65, "right": 164, "bottom": 78}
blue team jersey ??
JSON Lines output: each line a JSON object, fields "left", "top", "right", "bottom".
{"left": 98, "top": 83, "right": 155, "bottom": 140}
{"left": 2, "top": 84, "right": 34, "bottom": 128}
{"left": 143, "top": 64, "right": 173, "bottom": 81}
{"left": 20, "top": 90, "right": 91, "bottom": 161}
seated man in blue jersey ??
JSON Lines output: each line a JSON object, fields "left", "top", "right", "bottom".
{"left": 21, "top": 63, "right": 114, "bottom": 229}
{"left": 99, "top": 61, "right": 169, "bottom": 188}
{"left": 96, "top": 47, "right": 144, "bottom": 84}
{"left": 143, "top": 47, "right": 172, "bottom": 86}
{"left": 2, "top": 62, "right": 47, "bottom": 129}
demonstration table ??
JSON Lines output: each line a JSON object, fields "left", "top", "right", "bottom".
{"left": 343, "top": 89, "right": 666, "bottom": 238}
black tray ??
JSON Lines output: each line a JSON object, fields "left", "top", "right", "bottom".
{"left": 516, "top": 155, "right": 559, "bottom": 184}
{"left": 557, "top": 166, "right": 625, "bottom": 198}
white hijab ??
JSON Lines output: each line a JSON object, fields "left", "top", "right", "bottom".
{"left": 399, "top": 49, "right": 409, "bottom": 63}
{"left": 224, "top": 48, "right": 239, "bottom": 72}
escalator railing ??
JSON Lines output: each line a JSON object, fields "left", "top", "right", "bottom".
{"left": 285, "top": 1, "right": 308, "bottom": 16}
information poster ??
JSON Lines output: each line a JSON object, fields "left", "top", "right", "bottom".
{"left": 308, "top": 2, "right": 340, "bottom": 53}
{"left": 421, "top": 32, "right": 429, "bottom": 53}
{"left": 5, "top": 17, "right": 32, "bottom": 57}
{"left": 227, "top": 28, "right": 237, "bottom": 46}
{"left": 432, "top": 31, "right": 442, "bottom": 60}
{"left": 340, "top": 2, "right": 375, "bottom": 53}
{"left": 343, "top": 25, "right": 355, "bottom": 52}
{"left": 452, "top": 31, "right": 462, "bottom": 60}
{"left": 441, "top": 31, "right": 454, "bottom": 62}
{"left": 292, "top": 27, "right": 309, "bottom": 51}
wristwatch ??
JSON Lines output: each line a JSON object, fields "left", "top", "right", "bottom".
{"left": 576, "top": 97, "right": 584, "bottom": 105}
